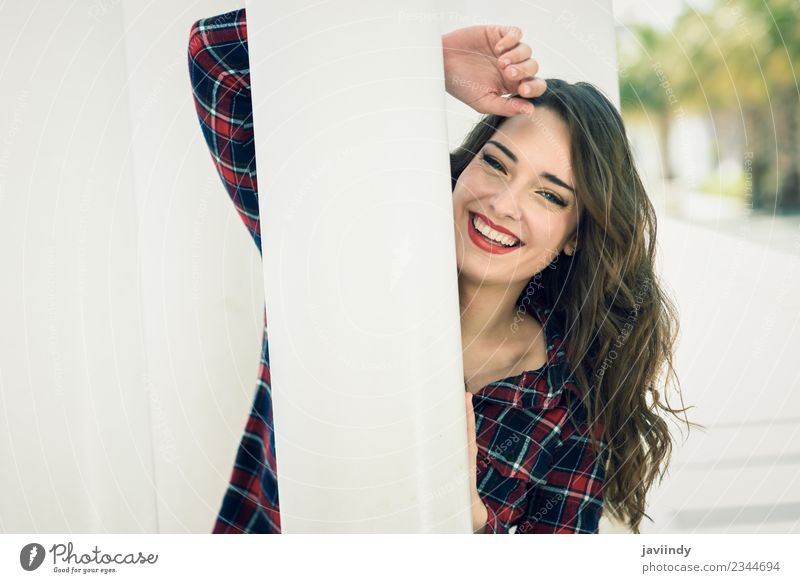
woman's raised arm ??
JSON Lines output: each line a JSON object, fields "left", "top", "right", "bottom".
{"left": 187, "top": 10, "right": 545, "bottom": 260}
{"left": 188, "top": 9, "right": 262, "bottom": 255}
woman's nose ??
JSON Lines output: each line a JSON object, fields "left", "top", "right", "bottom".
{"left": 487, "top": 185, "right": 523, "bottom": 221}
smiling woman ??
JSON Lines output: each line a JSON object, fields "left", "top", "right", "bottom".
{"left": 451, "top": 79, "right": 695, "bottom": 533}
{"left": 188, "top": 7, "right": 692, "bottom": 535}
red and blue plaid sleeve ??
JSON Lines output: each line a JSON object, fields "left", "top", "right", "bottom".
{"left": 517, "top": 426, "right": 608, "bottom": 534}
{"left": 188, "top": 9, "right": 281, "bottom": 534}
{"left": 188, "top": 8, "right": 262, "bottom": 254}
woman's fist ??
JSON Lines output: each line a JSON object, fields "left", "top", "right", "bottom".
{"left": 442, "top": 24, "right": 547, "bottom": 117}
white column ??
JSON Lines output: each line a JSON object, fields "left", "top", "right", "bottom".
{"left": 245, "top": 0, "right": 472, "bottom": 532}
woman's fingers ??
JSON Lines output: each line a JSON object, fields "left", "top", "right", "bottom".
{"left": 465, "top": 394, "right": 476, "bottom": 450}
{"left": 465, "top": 393, "right": 478, "bottom": 496}
{"left": 498, "top": 42, "right": 531, "bottom": 68}
{"left": 466, "top": 394, "right": 477, "bottom": 460}
{"left": 493, "top": 25, "right": 522, "bottom": 55}
{"left": 505, "top": 57, "right": 540, "bottom": 82}
{"left": 517, "top": 76, "right": 547, "bottom": 98}
{"left": 494, "top": 34, "right": 542, "bottom": 96}
{"left": 465, "top": 392, "right": 475, "bottom": 433}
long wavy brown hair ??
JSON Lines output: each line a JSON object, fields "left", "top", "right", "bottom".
{"left": 450, "top": 78, "right": 697, "bottom": 533}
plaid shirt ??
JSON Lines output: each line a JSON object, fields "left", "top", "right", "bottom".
{"left": 188, "top": 8, "right": 608, "bottom": 534}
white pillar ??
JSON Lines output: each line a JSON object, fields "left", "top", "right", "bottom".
{"left": 245, "top": 0, "right": 472, "bottom": 532}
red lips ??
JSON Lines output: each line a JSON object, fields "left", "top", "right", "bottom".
{"left": 467, "top": 212, "right": 523, "bottom": 254}
{"left": 471, "top": 212, "right": 522, "bottom": 243}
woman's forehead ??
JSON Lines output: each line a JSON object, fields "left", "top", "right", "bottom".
{"left": 490, "top": 112, "right": 573, "bottom": 180}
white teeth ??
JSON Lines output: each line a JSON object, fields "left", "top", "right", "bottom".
{"left": 472, "top": 214, "right": 520, "bottom": 247}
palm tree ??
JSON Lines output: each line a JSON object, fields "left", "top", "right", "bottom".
{"left": 745, "top": 0, "right": 800, "bottom": 210}
{"left": 620, "top": 0, "right": 799, "bottom": 211}
{"left": 618, "top": 24, "right": 678, "bottom": 180}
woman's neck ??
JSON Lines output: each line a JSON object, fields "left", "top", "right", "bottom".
{"left": 458, "top": 276, "right": 528, "bottom": 346}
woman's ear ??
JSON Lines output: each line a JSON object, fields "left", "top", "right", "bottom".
{"left": 564, "top": 236, "right": 578, "bottom": 256}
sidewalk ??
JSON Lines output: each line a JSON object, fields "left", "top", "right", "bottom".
{"left": 637, "top": 186, "right": 800, "bottom": 533}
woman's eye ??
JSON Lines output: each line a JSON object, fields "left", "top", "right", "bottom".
{"left": 481, "top": 152, "right": 567, "bottom": 207}
{"left": 540, "top": 190, "right": 567, "bottom": 207}
{"left": 480, "top": 153, "right": 505, "bottom": 173}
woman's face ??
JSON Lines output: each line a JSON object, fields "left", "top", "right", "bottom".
{"left": 453, "top": 107, "right": 580, "bottom": 286}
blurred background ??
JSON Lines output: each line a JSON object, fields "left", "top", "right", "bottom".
{"left": 0, "top": 0, "right": 797, "bottom": 534}
{"left": 611, "top": 0, "right": 800, "bottom": 534}
{"left": 617, "top": 0, "right": 800, "bottom": 230}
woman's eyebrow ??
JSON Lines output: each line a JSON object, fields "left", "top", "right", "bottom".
{"left": 486, "top": 140, "right": 575, "bottom": 195}
{"left": 541, "top": 172, "right": 576, "bottom": 195}
{"left": 487, "top": 139, "right": 518, "bottom": 163}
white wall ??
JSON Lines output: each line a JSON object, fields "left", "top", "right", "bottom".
{"left": 0, "top": 0, "right": 256, "bottom": 534}
{"left": 0, "top": 0, "right": 156, "bottom": 532}
{"left": 0, "top": 0, "right": 619, "bottom": 533}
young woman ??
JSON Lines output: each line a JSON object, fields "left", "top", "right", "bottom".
{"left": 188, "top": 8, "right": 689, "bottom": 534}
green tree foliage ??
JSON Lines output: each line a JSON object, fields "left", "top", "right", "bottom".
{"left": 618, "top": 0, "right": 799, "bottom": 211}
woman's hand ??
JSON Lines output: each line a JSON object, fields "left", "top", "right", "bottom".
{"left": 466, "top": 392, "right": 489, "bottom": 533}
{"left": 442, "top": 25, "right": 546, "bottom": 117}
